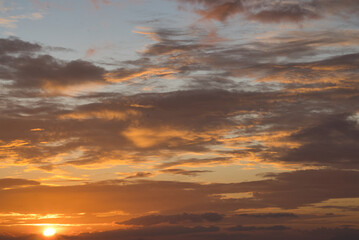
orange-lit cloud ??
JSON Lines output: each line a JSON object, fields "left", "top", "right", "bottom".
{"left": 177, "top": 0, "right": 359, "bottom": 23}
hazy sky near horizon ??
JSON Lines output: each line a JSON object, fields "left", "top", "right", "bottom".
{"left": 0, "top": 0, "right": 359, "bottom": 239}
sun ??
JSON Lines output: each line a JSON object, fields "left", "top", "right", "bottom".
{"left": 43, "top": 227, "right": 56, "bottom": 237}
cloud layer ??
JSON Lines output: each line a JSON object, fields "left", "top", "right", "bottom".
{"left": 0, "top": 0, "right": 359, "bottom": 238}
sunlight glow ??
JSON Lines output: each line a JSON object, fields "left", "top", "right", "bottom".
{"left": 43, "top": 227, "right": 56, "bottom": 237}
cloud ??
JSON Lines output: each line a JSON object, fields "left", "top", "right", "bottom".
{"left": 317, "top": 206, "right": 359, "bottom": 212}
{"left": 227, "top": 224, "right": 290, "bottom": 231}
{"left": 0, "top": 88, "right": 277, "bottom": 166}
{"left": 0, "top": 12, "right": 43, "bottom": 28}
{"left": 1, "top": 227, "right": 359, "bottom": 240}
{"left": 90, "top": 0, "right": 121, "bottom": 10}
{"left": 0, "top": 37, "right": 41, "bottom": 54}
{"left": 275, "top": 114, "right": 359, "bottom": 168}
{"left": 0, "top": 1, "right": 359, "bottom": 239}
{"left": 0, "top": 178, "right": 40, "bottom": 189}
{"left": 0, "top": 29, "right": 358, "bottom": 236}
{"left": 0, "top": 81, "right": 358, "bottom": 169}
{"left": 160, "top": 168, "right": 212, "bottom": 176}
{"left": 64, "top": 225, "right": 220, "bottom": 240}
{"left": 245, "top": 169, "right": 359, "bottom": 208}
{"left": 7, "top": 55, "right": 107, "bottom": 92}
{"left": 158, "top": 157, "right": 234, "bottom": 169}
{"left": 85, "top": 48, "right": 96, "bottom": 57}
{"left": 176, "top": 0, "right": 359, "bottom": 23}
{"left": 119, "top": 212, "right": 223, "bottom": 225}
{"left": 129, "top": 27, "right": 359, "bottom": 93}
{"left": 0, "top": 38, "right": 108, "bottom": 94}
{"left": 0, "top": 29, "right": 343, "bottom": 170}
{"left": 85, "top": 43, "right": 116, "bottom": 58}
{"left": 226, "top": 212, "right": 300, "bottom": 225}
{"left": 124, "top": 172, "right": 154, "bottom": 179}
{"left": 0, "top": 169, "right": 357, "bottom": 215}
{"left": 106, "top": 66, "right": 178, "bottom": 83}
{"left": 235, "top": 213, "right": 298, "bottom": 218}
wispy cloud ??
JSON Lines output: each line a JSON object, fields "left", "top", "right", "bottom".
{"left": 176, "top": 0, "right": 359, "bottom": 23}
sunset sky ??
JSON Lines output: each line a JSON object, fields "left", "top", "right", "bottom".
{"left": 0, "top": 0, "right": 359, "bottom": 239}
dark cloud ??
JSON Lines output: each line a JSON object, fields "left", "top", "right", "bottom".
{"left": 131, "top": 26, "right": 359, "bottom": 98}
{"left": 226, "top": 212, "right": 301, "bottom": 225}
{"left": 0, "top": 38, "right": 109, "bottom": 94}
{"left": 245, "top": 169, "right": 359, "bottom": 208}
{"left": 160, "top": 168, "right": 212, "bottom": 176}
{"left": 276, "top": 115, "right": 359, "bottom": 168}
{"left": 235, "top": 213, "right": 298, "bottom": 218}
{"left": 64, "top": 225, "right": 220, "bottom": 240}
{"left": 2, "top": 227, "right": 359, "bottom": 240}
{"left": 177, "top": 0, "right": 359, "bottom": 23}
{"left": 1, "top": 83, "right": 358, "bottom": 169}
{"left": 124, "top": 172, "right": 154, "bottom": 179}
{"left": 4, "top": 55, "right": 106, "bottom": 90}
{"left": 0, "top": 178, "right": 40, "bottom": 189}
{"left": 2, "top": 28, "right": 358, "bottom": 168}
{"left": 158, "top": 157, "right": 234, "bottom": 169}
{"left": 317, "top": 206, "right": 359, "bottom": 212}
{"left": 0, "top": 37, "right": 42, "bottom": 54}
{"left": 0, "top": 169, "right": 357, "bottom": 215}
{"left": 142, "top": 28, "right": 203, "bottom": 56}
{"left": 119, "top": 212, "right": 223, "bottom": 225}
{"left": 0, "top": 235, "right": 38, "bottom": 240}
{"left": 227, "top": 224, "right": 290, "bottom": 231}
{"left": 247, "top": 5, "right": 319, "bottom": 23}
{"left": 0, "top": 88, "right": 280, "bottom": 166}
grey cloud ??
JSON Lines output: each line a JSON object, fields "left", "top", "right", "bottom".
{"left": 0, "top": 38, "right": 108, "bottom": 93}
{"left": 158, "top": 157, "right": 233, "bottom": 169}
{"left": 64, "top": 225, "right": 220, "bottom": 240}
{"left": 317, "top": 206, "right": 359, "bottom": 212}
{"left": 137, "top": 26, "right": 359, "bottom": 92}
{"left": 244, "top": 169, "right": 359, "bottom": 208}
{"left": 0, "top": 169, "right": 357, "bottom": 215}
{"left": 235, "top": 213, "right": 298, "bottom": 218}
{"left": 226, "top": 212, "right": 300, "bottom": 225}
{"left": 142, "top": 28, "right": 204, "bottom": 56}
{"left": 227, "top": 224, "right": 290, "bottom": 231}
{"left": 0, "top": 235, "right": 38, "bottom": 240}
{"left": 2, "top": 227, "right": 359, "bottom": 240}
{"left": 1, "top": 86, "right": 358, "bottom": 168}
{"left": 124, "top": 172, "right": 154, "bottom": 179}
{"left": 7, "top": 55, "right": 106, "bottom": 89}
{"left": 119, "top": 212, "right": 223, "bottom": 225}
{"left": 160, "top": 168, "right": 213, "bottom": 176}
{"left": 247, "top": 5, "right": 319, "bottom": 23}
{"left": 0, "top": 37, "right": 41, "bottom": 54}
{"left": 1, "top": 30, "right": 359, "bottom": 171}
{"left": 277, "top": 115, "right": 359, "bottom": 168}
{"left": 177, "top": 0, "right": 359, "bottom": 23}
{"left": 0, "top": 178, "right": 40, "bottom": 189}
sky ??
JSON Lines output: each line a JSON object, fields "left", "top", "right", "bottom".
{"left": 0, "top": 0, "right": 359, "bottom": 239}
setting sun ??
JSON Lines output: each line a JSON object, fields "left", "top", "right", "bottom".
{"left": 43, "top": 227, "right": 56, "bottom": 237}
